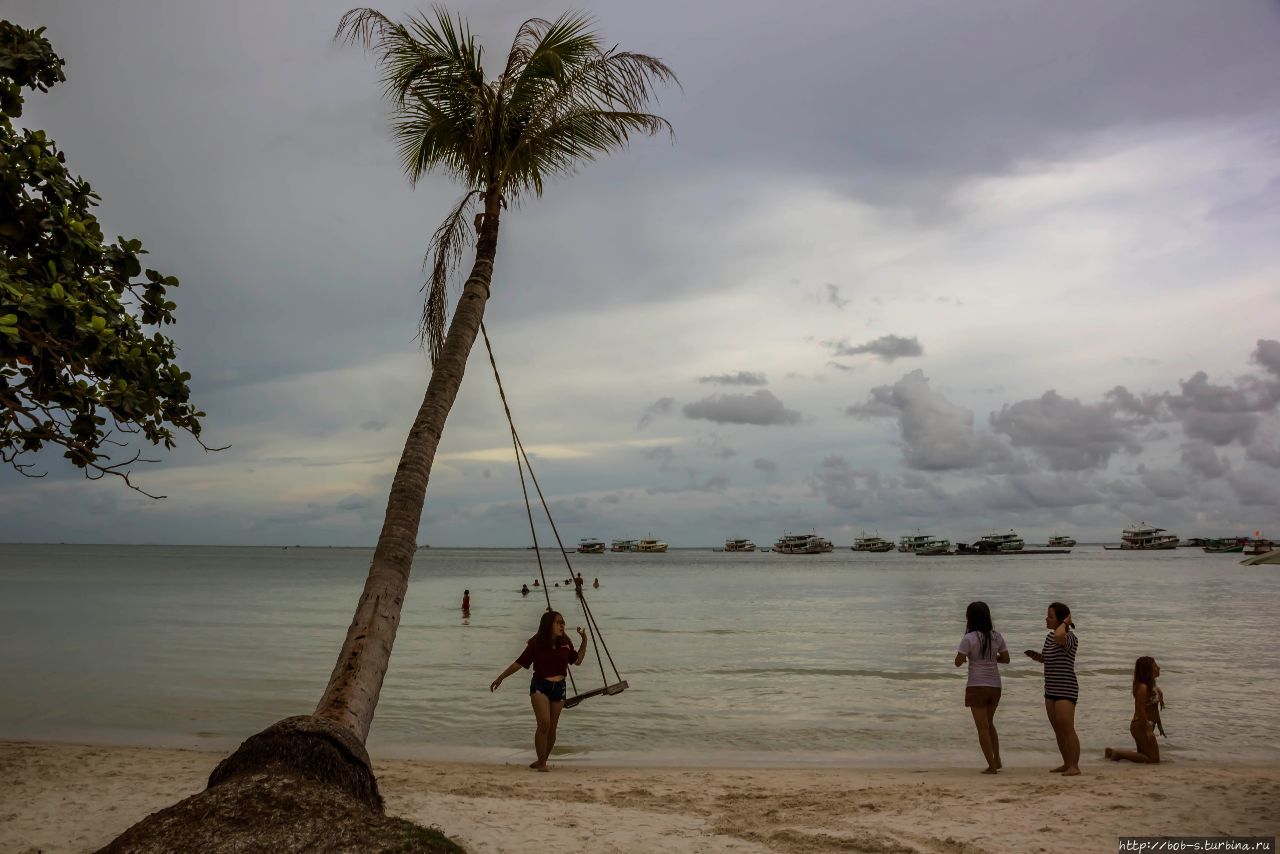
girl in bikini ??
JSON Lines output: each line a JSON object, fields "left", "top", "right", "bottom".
{"left": 1105, "top": 656, "right": 1161, "bottom": 764}
{"left": 491, "top": 610, "right": 587, "bottom": 771}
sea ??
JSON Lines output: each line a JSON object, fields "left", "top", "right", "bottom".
{"left": 1, "top": 543, "right": 1276, "bottom": 768}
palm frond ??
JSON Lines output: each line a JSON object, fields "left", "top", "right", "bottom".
{"left": 420, "top": 190, "right": 481, "bottom": 363}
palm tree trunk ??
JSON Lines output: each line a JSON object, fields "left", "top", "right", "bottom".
{"left": 314, "top": 194, "right": 502, "bottom": 743}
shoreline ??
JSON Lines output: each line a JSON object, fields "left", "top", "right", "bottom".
{"left": 3, "top": 740, "right": 1278, "bottom": 853}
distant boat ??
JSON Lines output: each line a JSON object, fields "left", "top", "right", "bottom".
{"left": 1241, "top": 549, "right": 1280, "bottom": 565}
{"left": 975, "top": 529, "right": 1025, "bottom": 553}
{"left": 852, "top": 533, "right": 894, "bottom": 552}
{"left": 576, "top": 538, "right": 606, "bottom": 554}
{"left": 1105, "top": 524, "right": 1179, "bottom": 550}
{"left": 1047, "top": 535, "right": 1077, "bottom": 548}
{"left": 915, "top": 537, "right": 954, "bottom": 556}
{"left": 610, "top": 538, "right": 637, "bottom": 552}
{"left": 897, "top": 532, "right": 935, "bottom": 553}
{"left": 636, "top": 535, "right": 668, "bottom": 553}
{"left": 724, "top": 538, "right": 756, "bottom": 552}
{"left": 1204, "top": 539, "right": 1244, "bottom": 554}
{"left": 774, "top": 532, "right": 833, "bottom": 554}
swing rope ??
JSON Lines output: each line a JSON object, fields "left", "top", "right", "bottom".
{"left": 480, "top": 322, "right": 626, "bottom": 706}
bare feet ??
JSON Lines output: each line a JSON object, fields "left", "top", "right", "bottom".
{"left": 1062, "top": 767, "right": 1081, "bottom": 776}
{"left": 982, "top": 766, "right": 998, "bottom": 775}
{"left": 536, "top": 765, "right": 550, "bottom": 772}
{"left": 1050, "top": 765, "right": 1067, "bottom": 772}
{"left": 529, "top": 761, "right": 546, "bottom": 770}
{"left": 995, "top": 759, "right": 1003, "bottom": 769}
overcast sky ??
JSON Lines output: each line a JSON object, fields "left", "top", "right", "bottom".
{"left": 3, "top": 0, "right": 1279, "bottom": 546}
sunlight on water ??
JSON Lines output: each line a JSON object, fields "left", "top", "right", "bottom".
{"left": 1, "top": 544, "right": 1276, "bottom": 766}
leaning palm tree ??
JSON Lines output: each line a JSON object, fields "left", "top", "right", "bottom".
{"left": 104, "top": 9, "right": 675, "bottom": 851}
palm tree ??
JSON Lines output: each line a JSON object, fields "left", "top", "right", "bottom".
{"left": 317, "top": 5, "right": 677, "bottom": 743}
{"left": 104, "top": 9, "right": 675, "bottom": 850}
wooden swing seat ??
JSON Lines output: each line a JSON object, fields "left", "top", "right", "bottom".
{"left": 563, "top": 680, "right": 629, "bottom": 709}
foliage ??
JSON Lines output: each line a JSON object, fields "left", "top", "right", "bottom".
{"left": 0, "top": 21, "right": 206, "bottom": 495}
{"left": 336, "top": 6, "right": 678, "bottom": 362}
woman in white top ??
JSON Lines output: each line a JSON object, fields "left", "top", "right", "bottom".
{"left": 954, "top": 601, "right": 1010, "bottom": 774}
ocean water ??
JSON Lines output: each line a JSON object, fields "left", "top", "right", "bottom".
{"left": 1, "top": 543, "right": 1277, "bottom": 767}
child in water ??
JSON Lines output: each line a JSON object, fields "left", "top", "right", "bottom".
{"left": 1105, "top": 656, "right": 1162, "bottom": 763}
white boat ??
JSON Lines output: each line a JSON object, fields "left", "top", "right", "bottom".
{"left": 724, "top": 538, "right": 756, "bottom": 552}
{"left": 576, "top": 538, "right": 606, "bottom": 554}
{"left": 774, "top": 532, "right": 833, "bottom": 554}
{"left": 1047, "top": 535, "right": 1077, "bottom": 548}
{"left": 636, "top": 536, "right": 668, "bottom": 553}
{"left": 915, "top": 537, "right": 953, "bottom": 556}
{"left": 897, "top": 532, "right": 935, "bottom": 553}
{"left": 852, "top": 533, "right": 894, "bottom": 552}
{"left": 1110, "top": 524, "right": 1179, "bottom": 550}
{"left": 976, "top": 530, "right": 1025, "bottom": 552}
{"left": 610, "top": 538, "right": 637, "bottom": 552}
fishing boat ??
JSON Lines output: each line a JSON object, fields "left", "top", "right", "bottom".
{"left": 852, "top": 533, "right": 895, "bottom": 552}
{"left": 975, "top": 530, "right": 1025, "bottom": 552}
{"left": 636, "top": 536, "right": 668, "bottom": 553}
{"left": 610, "top": 538, "right": 637, "bottom": 552}
{"left": 1047, "top": 535, "right": 1077, "bottom": 548}
{"left": 1204, "top": 538, "right": 1245, "bottom": 554}
{"left": 724, "top": 538, "right": 756, "bottom": 552}
{"left": 897, "top": 532, "right": 935, "bottom": 553}
{"left": 1105, "top": 524, "right": 1179, "bottom": 550}
{"left": 774, "top": 532, "right": 833, "bottom": 554}
{"left": 576, "top": 538, "right": 606, "bottom": 554}
{"left": 915, "top": 537, "right": 953, "bottom": 556}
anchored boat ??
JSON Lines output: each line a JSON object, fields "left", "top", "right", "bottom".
{"left": 852, "top": 533, "right": 895, "bottom": 552}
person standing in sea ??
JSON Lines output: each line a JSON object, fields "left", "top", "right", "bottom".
{"left": 954, "top": 601, "right": 1009, "bottom": 774}
{"left": 1024, "top": 601, "right": 1081, "bottom": 775}
{"left": 490, "top": 610, "right": 587, "bottom": 771}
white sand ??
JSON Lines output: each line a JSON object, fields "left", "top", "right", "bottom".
{"left": 2, "top": 741, "right": 1277, "bottom": 853}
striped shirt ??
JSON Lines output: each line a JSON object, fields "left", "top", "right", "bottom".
{"left": 1042, "top": 630, "right": 1078, "bottom": 700}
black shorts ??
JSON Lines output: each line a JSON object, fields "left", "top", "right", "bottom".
{"left": 530, "top": 677, "right": 567, "bottom": 702}
{"left": 1045, "top": 693, "right": 1077, "bottom": 705}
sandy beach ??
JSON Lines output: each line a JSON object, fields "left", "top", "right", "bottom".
{"left": 2, "top": 741, "right": 1277, "bottom": 853}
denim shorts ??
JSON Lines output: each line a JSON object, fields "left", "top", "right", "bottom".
{"left": 530, "top": 677, "right": 567, "bottom": 702}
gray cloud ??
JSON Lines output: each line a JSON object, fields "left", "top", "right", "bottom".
{"left": 695, "top": 433, "right": 738, "bottom": 459}
{"left": 1253, "top": 339, "right": 1280, "bottom": 377}
{"left": 637, "top": 397, "right": 675, "bottom": 430}
{"left": 824, "top": 334, "right": 924, "bottom": 362}
{"left": 753, "top": 457, "right": 778, "bottom": 476}
{"left": 696, "top": 371, "right": 767, "bottom": 386}
{"left": 824, "top": 284, "right": 849, "bottom": 310}
{"left": 1139, "top": 468, "right": 1190, "bottom": 500}
{"left": 1180, "top": 441, "right": 1231, "bottom": 479}
{"left": 848, "top": 370, "right": 1016, "bottom": 471}
{"left": 958, "top": 473, "right": 1107, "bottom": 512}
{"left": 359, "top": 419, "right": 388, "bottom": 432}
{"left": 683, "top": 390, "right": 802, "bottom": 426}
{"left": 639, "top": 445, "right": 677, "bottom": 470}
{"left": 335, "top": 493, "right": 374, "bottom": 512}
{"left": 809, "top": 455, "right": 866, "bottom": 509}
{"left": 989, "top": 390, "right": 1143, "bottom": 471}
{"left": 599, "top": 493, "right": 623, "bottom": 505}
{"left": 1244, "top": 421, "right": 1280, "bottom": 468}
{"left": 647, "top": 474, "right": 730, "bottom": 494}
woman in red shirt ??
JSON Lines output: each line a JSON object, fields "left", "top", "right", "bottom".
{"left": 490, "top": 610, "right": 587, "bottom": 771}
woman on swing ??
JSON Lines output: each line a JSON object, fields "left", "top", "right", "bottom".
{"left": 491, "top": 610, "right": 587, "bottom": 771}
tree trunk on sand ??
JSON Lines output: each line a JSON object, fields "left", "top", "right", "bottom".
{"left": 99, "top": 200, "right": 501, "bottom": 852}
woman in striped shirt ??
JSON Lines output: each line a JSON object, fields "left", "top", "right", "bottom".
{"left": 1023, "top": 601, "right": 1080, "bottom": 776}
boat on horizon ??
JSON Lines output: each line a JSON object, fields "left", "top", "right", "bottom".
{"left": 1204, "top": 538, "right": 1245, "bottom": 554}
{"left": 1047, "top": 534, "right": 1077, "bottom": 548}
{"left": 636, "top": 535, "right": 668, "bottom": 553}
{"left": 576, "top": 538, "right": 606, "bottom": 554}
{"left": 724, "top": 537, "right": 756, "bottom": 552}
{"left": 1105, "top": 524, "right": 1179, "bottom": 550}
{"left": 975, "top": 529, "right": 1025, "bottom": 553}
{"left": 897, "top": 532, "right": 935, "bottom": 553}
{"left": 852, "top": 533, "right": 895, "bottom": 552}
{"left": 610, "top": 538, "right": 637, "bottom": 552}
{"left": 1245, "top": 538, "right": 1275, "bottom": 556}
{"left": 774, "top": 532, "right": 833, "bottom": 554}
{"left": 915, "top": 537, "right": 953, "bottom": 556}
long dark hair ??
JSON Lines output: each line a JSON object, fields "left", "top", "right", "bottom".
{"left": 529, "top": 610, "right": 563, "bottom": 649}
{"left": 965, "top": 601, "right": 995, "bottom": 659}
{"left": 1049, "top": 601, "right": 1075, "bottom": 628}
{"left": 1133, "top": 656, "right": 1156, "bottom": 696}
